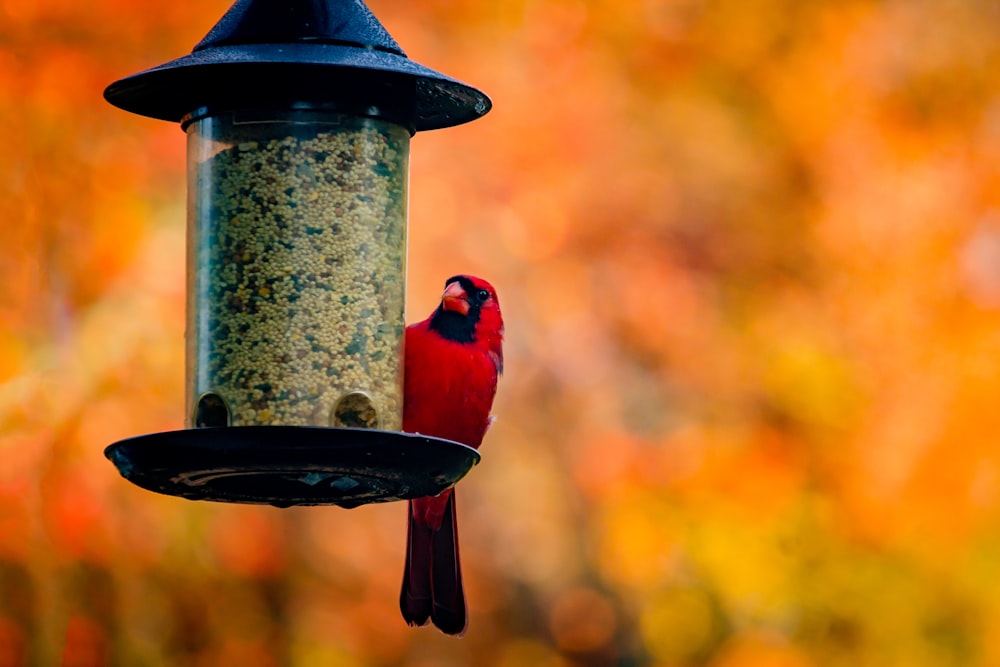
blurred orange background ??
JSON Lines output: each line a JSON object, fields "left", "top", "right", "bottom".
{"left": 4, "top": 0, "right": 1000, "bottom": 664}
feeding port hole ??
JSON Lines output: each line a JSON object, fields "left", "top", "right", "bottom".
{"left": 195, "top": 392, "right": 231, "bottom": 428}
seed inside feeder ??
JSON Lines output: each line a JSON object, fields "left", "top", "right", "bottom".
{"left": 187, "top": 112, "right": 408, "bottom": 431}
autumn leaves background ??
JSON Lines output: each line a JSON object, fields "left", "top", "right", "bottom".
{"left": 3, "top": 0, "right": 1000, "bottom": 665}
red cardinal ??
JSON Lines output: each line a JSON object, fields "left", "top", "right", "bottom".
{"left": 400, "top": 275, "right": 504, "bottom": 636}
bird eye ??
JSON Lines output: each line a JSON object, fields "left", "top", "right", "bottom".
{"left": 476, "top": 289, "right": 490, "bottom": 302}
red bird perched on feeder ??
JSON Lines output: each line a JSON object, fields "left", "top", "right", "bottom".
{"left": 400, "top": 275, "right": 504, "bottom": 636}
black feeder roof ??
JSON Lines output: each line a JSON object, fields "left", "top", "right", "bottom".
{"left": 103, "top": 0, "right": 491, "bottom": 132}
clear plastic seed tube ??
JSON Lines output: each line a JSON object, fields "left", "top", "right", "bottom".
{"left": 185, "top": 110, "right": 408, "bottom": 431}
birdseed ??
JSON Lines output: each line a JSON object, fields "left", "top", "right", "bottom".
{"left": 188, "top": 117, "right": 408, "bottom": 431}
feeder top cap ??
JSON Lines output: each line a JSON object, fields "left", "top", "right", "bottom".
{"left": 104, "top": 0, "right": 491, "bottom": 132}
{"left": 194, "top": 0, "right": 405, "bottom": 55}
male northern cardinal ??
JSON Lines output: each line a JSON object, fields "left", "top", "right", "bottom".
{"left": 400, "top": 275, "right": 504, "bottom": 636}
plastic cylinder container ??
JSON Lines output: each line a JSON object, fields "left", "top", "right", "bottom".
{"left": 185, "top": 108, "right": 408, "bottom": 432}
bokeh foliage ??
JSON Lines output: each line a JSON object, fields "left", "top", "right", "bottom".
{"left": 3, "top": 0, "right": 1000, "bottom": 664}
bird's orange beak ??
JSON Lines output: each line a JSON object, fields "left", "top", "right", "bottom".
{"left": 441, "top": 281, "right": 470, "bottom": 315}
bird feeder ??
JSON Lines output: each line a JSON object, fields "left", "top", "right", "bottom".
{"left": 103, "top": 0, "right": 490, "bottom": 508}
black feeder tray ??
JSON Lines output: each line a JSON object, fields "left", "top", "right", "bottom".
{"left": 102, "top": 0, "right": 491, "bottom": 507}
{"left": 104, "top": 427, "right": 481, "bottom": 509}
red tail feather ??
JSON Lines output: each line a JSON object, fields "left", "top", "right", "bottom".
{"left": 400, "top": 492, "right": 467, "bottom": 636}
{"left": 400, "top": 499, "right": 432, "bottom": 627}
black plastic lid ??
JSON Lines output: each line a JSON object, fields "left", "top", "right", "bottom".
{"left": 104, "top": 0, "right": 490, "bottom": 132}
